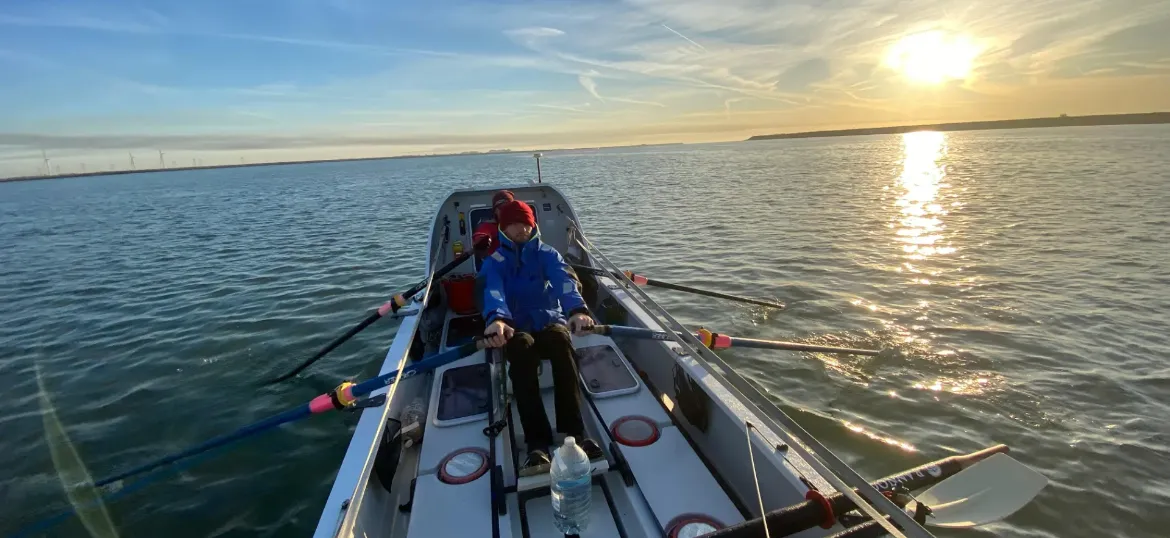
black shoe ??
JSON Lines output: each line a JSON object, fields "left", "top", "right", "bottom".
{"left": 521, "top": 449, "right": 551, "bottom": 474}
{"left": 579, "top": 438, "right": 604, "bottom": 461}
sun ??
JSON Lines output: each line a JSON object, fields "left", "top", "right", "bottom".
{"left": 885, "top": 30, "right": 981, "bottom": 85}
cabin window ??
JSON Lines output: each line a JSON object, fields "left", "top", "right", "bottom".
{"left": 575, "top": 345, "right": 637, "bottom": 396}
{"left": 436, "top": 363, "right": 491, "bottom": 421}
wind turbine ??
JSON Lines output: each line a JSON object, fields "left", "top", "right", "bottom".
{"left": 129, "top": 152, "right": 136, "bottom": 170}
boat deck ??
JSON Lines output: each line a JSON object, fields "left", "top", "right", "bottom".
{"left": 398, "top": 309, "right": 745, "bottom": 537}
{"left": 312, "top": 185, "right": 891, "bottom": 538}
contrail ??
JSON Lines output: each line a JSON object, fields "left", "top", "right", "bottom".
{"left": 662, "top": 23, "right": 707, "bottom": 52}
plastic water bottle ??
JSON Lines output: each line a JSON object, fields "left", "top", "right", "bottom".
{"left": 550, "top": 436, "right": 592, "bottom": 535}
{"left": 399, "top": 397, "right": 426, "bottom": 448}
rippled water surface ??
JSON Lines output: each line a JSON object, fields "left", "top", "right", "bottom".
{"left": 3, "top": 125, "right": 1169, "bottom": 538}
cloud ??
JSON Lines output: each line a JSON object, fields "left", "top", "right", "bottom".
{"left": 661, "top": 24, "right": 707, "bottom": 52}
{"left": 0, "top": 12, "right": 160, "bottom": 34}
{"left": 4, "top": 0, "right": 1170, "bottom": 178}
{"left": 780, "top": 58, "right": 831, "bottom": 90}
{"left": 577, "top": 73, "right": 604, "bottom": 101}
{"left": 534, "top": 103, "right": 594, "bottom": 114}
{"left": 609, "top": 97, "right": 666, "bottom": 107}
{"left": 506, "top": 27, "right": 565, "bottom": 39}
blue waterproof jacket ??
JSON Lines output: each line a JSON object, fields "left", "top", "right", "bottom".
{"left": 479, "top": 226, "right": 589, "bottom": 332}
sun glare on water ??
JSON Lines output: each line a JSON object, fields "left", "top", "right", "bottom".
{"left": 885, "top": 30, "right": 980, "bottom": 84}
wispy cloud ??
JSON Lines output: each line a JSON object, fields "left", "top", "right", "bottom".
{"left": 610, "top": 97, "right": 666, "bottom": 107}
{"left": 3, "top": 0, "right": 1169, "bottom": 176}
{"left": 0, "top": 11, "right": 159, "bottom": 34}
{"left": 506, "top": 27, "right": 565, "bottom": 39}
{"left": 577, "top": 73, "right": 604, "bottom": 101}
{"left": 661, "top": 23, "right": 708, "bottom": 52}
{"left": 534, "top": 103, "right": 594, "bottom": 114}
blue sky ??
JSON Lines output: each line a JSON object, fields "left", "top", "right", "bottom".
{"left": 2, "top": 0, "right": 1169, "bottom": 176}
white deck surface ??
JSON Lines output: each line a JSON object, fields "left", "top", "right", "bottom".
{"left": 523, "top": 485, "right": 621, "bottom": 538}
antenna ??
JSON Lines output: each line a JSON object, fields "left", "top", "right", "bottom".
{"left": 533, "top": 152, "right": 543, "bottom": 183}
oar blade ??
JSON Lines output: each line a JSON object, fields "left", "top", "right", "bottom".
{"left": 35, "top": 363, "right": 121, "bottom": 538}
{"left": 906, "top": 453, "right": 1046, "bottom": 528}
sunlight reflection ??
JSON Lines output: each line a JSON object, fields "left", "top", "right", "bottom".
{"left": 894, "top": 132, "right": 953, "bottom": 263}
{"left": 842, "top": 420, "right": 917, "bottom": 452}
{"left": 912, "top": 374, "right": 994, "bottom": 396}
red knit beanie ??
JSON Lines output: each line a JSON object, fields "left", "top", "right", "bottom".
{"left": 491, "top": 190, "right": 515, "bottom": 210}
{"left": 496, "top": 200, "right": 535, "bottom": 229}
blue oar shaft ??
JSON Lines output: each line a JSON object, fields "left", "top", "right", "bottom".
{"left": 10, "top": 340, "right": 486, "bottom": 538}
{"left": 96, "top": 406, "right": 309, "bottom": 488}
{"left": 96, "top": 340, "right": 483, "bottom": 489}
{"left": 594, "top": 325, "right": 881, "bottom": 356}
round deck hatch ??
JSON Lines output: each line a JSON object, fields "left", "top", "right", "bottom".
{"left": 438, "top": 447, "right": 490, "bottom": 485}
{"left": 610, "top": 415, "right": 660, "bottom": 447}
{"left": 666, "top": 514, "right": 724, "bottom": 538}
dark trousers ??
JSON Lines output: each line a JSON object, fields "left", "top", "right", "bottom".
{"left": 506, "top": 324, "right": 585, "bottom": 451}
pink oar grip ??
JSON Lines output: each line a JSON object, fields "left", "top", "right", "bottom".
{"left": 309, "top": 394, "right": 335, "bottom": 414}
{"left": 377, "top": 301, "right": 394, "bottom": 316}
{"left": 713, "top": 334, "right": 733, "bottom": 349}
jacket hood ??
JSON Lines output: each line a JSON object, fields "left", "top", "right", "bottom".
{"left": 497, "top": 225, "right": 542, "bottom": 255}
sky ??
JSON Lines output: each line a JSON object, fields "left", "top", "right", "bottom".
{"left": 2, "top": 0, "right": 1169, "bottom": 177}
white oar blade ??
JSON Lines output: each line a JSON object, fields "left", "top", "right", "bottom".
{"left": 36, "top": 363, "right": 121, "bottom": 538}
{"left": 906, "top": 453, "right": 1047, "bottom": 528}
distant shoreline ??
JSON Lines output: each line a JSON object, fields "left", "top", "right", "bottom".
{"left": 746, "top": 112, "right": 1170, "bottom": 141}
{"left": 0, "top": 142, "right": 683, "bottom": 183}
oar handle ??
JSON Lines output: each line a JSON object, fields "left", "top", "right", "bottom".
{"left": 826, "top": 517, "right": 895, "bottom": 538}
{"left": 314, "top": 338, "right": 489, "bottom": 413}
{"left": 93, "top": 337, "right": 488, "bottom": 492}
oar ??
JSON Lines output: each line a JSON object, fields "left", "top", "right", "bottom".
{"left": 705, "top": 445, "right": 1008, "bottom": 538}
{"left": 34, "top": 363, "right": 120, "bottom": 538}
{"left": 263, "top": 252, "right": 471, "bottom": 385}
{"left": 13, "top": 340, "right": 486, "bottom": 537}
{"left": 592, "top": 325, "right": 882, "bottom": 356}
{"left": 100, "top": 338, "right": 484, "bottom": 488}
{"left": 827, "top": 453, "right": 1048, "bottom": 538}
{"left": 569, "top": 264, "right": 785, "bottom": 310}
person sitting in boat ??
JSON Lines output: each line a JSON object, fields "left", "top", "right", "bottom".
{"left": 480, "top": 199, "right": 604, "bottom": 472}
{"left": 472, "top": 189, "right": 515, "bottom": 257}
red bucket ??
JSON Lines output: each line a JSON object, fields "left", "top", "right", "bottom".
{"left": 441, "top": 274, "right": 478, "bottom": 314}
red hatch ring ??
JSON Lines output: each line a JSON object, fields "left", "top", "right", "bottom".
{"left": 610, "top": 415, "right": 661, "bottom": 447}
{"left": 666, "top": 513, "right": 724, "bottom": 538}
{"left": 438, "top": 447, "right": 490, "bottom": 485}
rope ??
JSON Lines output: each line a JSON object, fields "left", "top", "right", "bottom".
{"left": 745, "top": 422, "right": 771, "bottom": 538}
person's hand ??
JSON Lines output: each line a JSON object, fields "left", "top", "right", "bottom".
{"left": 484, "top": 320, "right": 513, "bottom": 348}
{"left": 568, "top": 313, "right": 595, "bottom": 336}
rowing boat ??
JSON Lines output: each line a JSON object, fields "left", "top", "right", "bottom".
{"left": 308, "top": 184, "right": 1046, "bottom": 538}
{"left": 10, "top": 184, "right": 1045, "bottom": 538}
